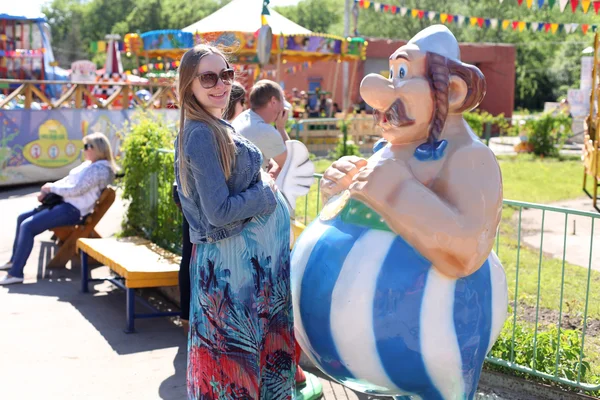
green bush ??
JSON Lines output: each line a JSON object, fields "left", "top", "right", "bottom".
{"left": 464, "top": 110, "right": 512, "bottom": 138}
{"left": 120, "top": 111, "right": 182, "bottom": 253}
{"left": 328, "top": 117, "right": 362, "bottom": 159}
{"left": 522, "top": 113, "right": 572, "bottom": 157}
{"left": 487, "top": 320, "right": 598, "bottom": 394}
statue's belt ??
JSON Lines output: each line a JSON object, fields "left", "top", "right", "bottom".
{"left": 321, "top": 194, "right": 392, "bottom": 232}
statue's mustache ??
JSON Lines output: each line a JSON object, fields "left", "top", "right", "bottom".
{"left": 373, "top": 98, "right": 415, "bottom": 127}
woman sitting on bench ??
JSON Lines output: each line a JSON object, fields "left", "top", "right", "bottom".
{"left": 0, "top": 132, "right": 117, "bottom": 285}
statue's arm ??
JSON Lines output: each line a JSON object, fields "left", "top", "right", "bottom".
{"left": 352, "top": 145, "right": 503, "bottom": 278}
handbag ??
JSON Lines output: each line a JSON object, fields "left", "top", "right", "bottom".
{"left": 36, "top": 193, "right": 64, "bottom": 211}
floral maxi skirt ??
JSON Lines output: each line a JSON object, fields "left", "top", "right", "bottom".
{"left": 187, "top": 193, "right": 295, "bottom": 400}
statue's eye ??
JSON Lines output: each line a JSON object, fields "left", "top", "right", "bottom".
{"left": 389, "top": 68, "right": 394, "bottom": 79}
{"left": 398, "top": 63, "right": 408, "bottom": 79}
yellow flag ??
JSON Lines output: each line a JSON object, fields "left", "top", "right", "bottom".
{"left": 526, "top": 0, "right": 533, "bottom": 7}
{"left": 470, "top": 17, "right": 478, "bottom": 26}
{"left": 364, "top": 1, "right": 371, "bottom": 8}
{"left": 97, "top": 41, "right": 106, "bottom": 53}
{"left": 411, "top": 9, "right": 418, "bottom": 18}
{"left": 518, "top": 21, "right": 526, "bottom": 32}
{"left": 502, "top": 20, "right": 511, "bottom": 30}
{"left": 551, "top": 23, "right": 559, "bottom": 34}
{"left": 582, "top": 0, "right": 591, "bottom": 12}
{"left": 261, "top": 15, "right": 268, "bottom": 25}
{"left": 440, "top": 13, "right": 448, "bottom": 23}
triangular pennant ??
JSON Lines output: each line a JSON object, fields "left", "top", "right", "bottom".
{"left": 526, "top": 21, "right": 532, "bottom": 30}
{"left": 363, "top": 1, "right": 371, "bottom": 8}
{"left": 583, "top": 0, "right": 591, "bottom": 11}
{"left": 518, "top": 0, "right": 524, "bottom": 4}
{"left": 491, "top": 18, "right": 499, "bottom": 29}
{"left": 548, "top": 0, "right": 556, "bottom": 6}
{"left": 470, "top": 16, "right": 478, "bottom": 26}
{"left": 383, "top": 4, "right": 389, "bottom": 12}
{"left": 582, "top": 24, "right": 590, "bottom": 34}
{"left": 411, "top": 9, "right": 419, "bottom": 17}
{"left": 477, "top": 17, "right": 485, "bottom": 27}
{"left": 485, "top": 19, "right": 492, "bottom": 28}
{"left": 518, "top": 21, "right": 526, "bottom": 31}
{"left": 440, "top": 13, "right": 448, "bottom": 23}
{"left": 428, "top": 11, "right": 437, "bottom": 21}
{"left": 559, "top": 0, "right": 569, "bottom": 11}
{"left": 571, "top": 0, "right": 579, "bottom": 12}
{"left": 558, "top": 24, "right": 565, "bottom": 33}
{"left": 418, "top": 9, "right": 425, "bottom": 19}
{"left": 499, "top": 0, "right": 504, "bottom": 3}
{"left": 447, "top": 15, "right": 454, "bottom": 23}
{"left": 545, "top": 22, "right": 552, "bottom": 32}
{"left": 594, "top": 0, "right": 600, "bottom": 12}
{"left": 458, "top": 15, "right": 466, "bottom": 25}
{"left": 400, "top": 7, "right": 408, "bottom": 16}
{"left": 391, "top": 5, "right": 398, "bottom": 13}
{"left": 551, "top": 23, "right": 559, "bottom": 33}
{"left": 593, "top": 24, "right": 598, "bottom": 32}
{"left": 502, "top": 19, "right": 511, "bottom": 29}
{"left": 373, "top": 2, "right": 381, "bottom": 11}
{"left": 532, "top": 22, "right": 540, "bottom": 31}
{"left": 358, "top": 0, "right": 365, "bottom": 7}
{"left": 380, "top": 3, "right": 385, "bottom": 11}
{"left": 527, "top": 0, "right": 533, "bottom": 7}
{"left": 571, "top": 23, "right": 580, "bottom": 33}
{"left": 538, "top": 0, "right": 545, "bottom": 7}
{"left": 512, "top": 20, "right": 520, "bottom": 30}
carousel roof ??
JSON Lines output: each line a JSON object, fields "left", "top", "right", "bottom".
{"left": 182, "top": 0, "right": 311, "bottom": 35}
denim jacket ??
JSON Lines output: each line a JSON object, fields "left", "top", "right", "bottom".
{"left": 175, "top": 119, "right": 277, "bottom": 244}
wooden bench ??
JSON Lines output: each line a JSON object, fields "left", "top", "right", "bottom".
{"left": 77, "top": 236, "right": 180, "bottom": 333}
{"left": 48, "top": 187, "right": 116, "bottom": 268}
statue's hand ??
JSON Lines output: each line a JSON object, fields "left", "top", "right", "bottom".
{"left": 321, "top": 156, "right": 368, "bottom": 203}
{"left": 349, "top": 158, "right": 413, "bottom": 208}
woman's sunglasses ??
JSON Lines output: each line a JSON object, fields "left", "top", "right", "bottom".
{"left": 84, "top": 143, "right": 93, "bottom": 150}
{"left": 196, "top": 69, "right": 235, "bottom": 89}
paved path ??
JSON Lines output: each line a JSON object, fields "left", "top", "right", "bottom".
{"left": 518, "top": 197, "right": 600, "bottom": 271}
{"left": 0, "top": 185, "right": 372, "bottom": 400}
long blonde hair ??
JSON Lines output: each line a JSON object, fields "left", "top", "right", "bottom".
{"left": 177, "top": 44, "right": 236, "bottom": 197}
{"left": 83, "top": 132, "right": 118, "bottom": 173}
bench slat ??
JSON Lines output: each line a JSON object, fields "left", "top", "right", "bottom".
{"left": 77, "top": 237, "right": 180, "bottom": 288}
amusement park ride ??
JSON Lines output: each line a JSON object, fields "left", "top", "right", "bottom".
{"left": 583, "top": 32, "right": 600, "bottom": 212}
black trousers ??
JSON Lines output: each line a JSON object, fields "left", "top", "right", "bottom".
{"left": 179, "top": 215, "right": 193, "bottom": 320}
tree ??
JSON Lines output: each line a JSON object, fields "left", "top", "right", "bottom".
{"left": 275, "top": 0, "right": 343, "bottom": 34}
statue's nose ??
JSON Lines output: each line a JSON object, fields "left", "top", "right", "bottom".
{"left": 360, "top": 74, "right": 397, "bottom": 111}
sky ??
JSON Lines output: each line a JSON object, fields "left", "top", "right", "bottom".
{"left": 6, "top": 0, "right": 301, "bottom": 18}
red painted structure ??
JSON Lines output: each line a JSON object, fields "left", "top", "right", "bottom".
{"left": 277, "top": 38, "right": 516, "bottom": 117}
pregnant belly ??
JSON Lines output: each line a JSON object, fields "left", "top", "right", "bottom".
{"left": 290, "top": 198, "right": 507, "bottom": 398}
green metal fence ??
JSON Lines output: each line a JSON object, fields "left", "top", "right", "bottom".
{"left": 144, "top": 150, "right": 599, "bottom": 392}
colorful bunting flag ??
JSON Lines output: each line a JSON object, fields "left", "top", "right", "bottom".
{"left": 518, "top": 0, "right": 524, "bottom": 4}
{"left": 526, "top": 0, "right": 533, "bottom": 8}
{"left": 356, "top": 1, "right": 595, "bottom": 36}
{"left": 582, "top": 24, "right": 590, "bottom": 34}
{"left": 559, "top": 0, "right": 569, "bottom": 11}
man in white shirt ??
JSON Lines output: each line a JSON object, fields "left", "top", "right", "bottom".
{"left": 232, "top": 80, "right": 290, "bottom": 179}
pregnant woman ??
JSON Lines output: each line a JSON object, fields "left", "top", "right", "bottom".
{"left": 174, "top": 44, "right": 295, "bottom": 400}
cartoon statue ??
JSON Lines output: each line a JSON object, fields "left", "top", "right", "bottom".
{"left": 291, "top": 25, "right": 508, "bottom": 400}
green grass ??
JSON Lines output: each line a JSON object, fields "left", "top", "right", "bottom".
{"left": 297, "top": 155, "right": 585, "bottom": 225}
{"left": 295, "top": 155, "right": 600, "bottom": 387}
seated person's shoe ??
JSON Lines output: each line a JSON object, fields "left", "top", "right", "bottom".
{"left": 0, "top": 275, "right": 24, "bottom": 285}
{"left": 0, "top": 262, "right": 12, "bottom": 271}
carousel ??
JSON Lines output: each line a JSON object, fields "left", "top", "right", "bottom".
{"left": 123, "top": 0, "right": 366, "bottom": 109}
